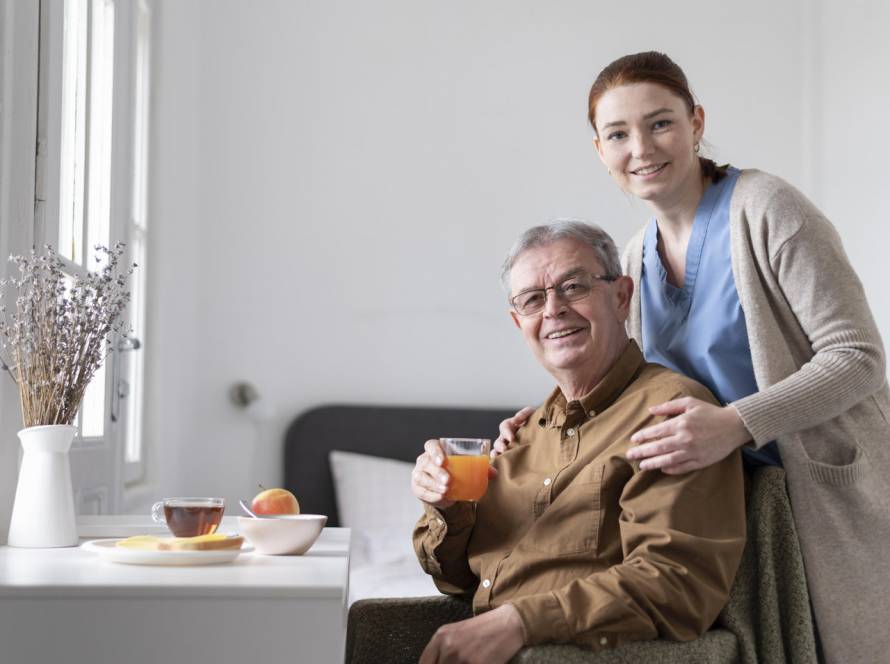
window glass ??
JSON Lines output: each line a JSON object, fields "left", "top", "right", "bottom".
{"left": 85, "top": 0, "right": 115, "bottom": 265}
{"left": 58, "top": 0, "right": 87, "bottom": 263}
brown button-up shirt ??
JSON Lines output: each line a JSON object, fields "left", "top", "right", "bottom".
{"left": 413, "top": 341, "right": 746, "bottom": 651}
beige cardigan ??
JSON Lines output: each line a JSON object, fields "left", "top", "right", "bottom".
{"left": 623, "top": 169, "right": 890, "bottom": 664}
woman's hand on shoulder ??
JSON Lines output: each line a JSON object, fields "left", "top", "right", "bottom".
{"left": 492, "top": 407, "right": 535, "bottom": 458}
{"left": 626, "top": 397, "right": 751, "bottom": 474}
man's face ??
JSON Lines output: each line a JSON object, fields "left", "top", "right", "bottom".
{"left": 508, "top": 238, "right": 631, "bottom": 377}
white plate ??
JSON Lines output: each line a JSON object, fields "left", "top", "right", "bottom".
{"left": 82, "top": 538, "right": 253, "bottom": 566}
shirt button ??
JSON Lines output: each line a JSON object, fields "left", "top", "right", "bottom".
{"left": 482, "top": 579, "right": 491, "bottom": 588}
{"left": 566, "top": 427, "right": 576, "bottom": 437}
{"left": 599, "top": 637, "right": 608, "bottom": 646}
{"left": 543, "top": 478, "right": 552, "bottom": 487}
{"left": 588, "top": 411, "right": 596, "bottom": 418}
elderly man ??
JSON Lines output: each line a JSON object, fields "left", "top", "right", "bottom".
{"left": 410, "top": 221, "right": 746, "bottom": 663}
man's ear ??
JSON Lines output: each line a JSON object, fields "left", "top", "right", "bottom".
{"left": 613, "top": 275, "right": 634, "bottom": 321}
{"left": 509, "top": 309, "right": 521, "bottom": 329}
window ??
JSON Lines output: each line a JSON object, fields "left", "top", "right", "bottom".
{"left": 37, "top": 0, "right": 152, "bottom": 511}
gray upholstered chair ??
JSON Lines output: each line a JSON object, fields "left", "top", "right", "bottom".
{"left": 344, "top": 467, "right": 819, "bottom": 664}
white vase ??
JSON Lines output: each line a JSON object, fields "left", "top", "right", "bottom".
{"left": 7, "top": 424, "right": 79, "bottom": 548}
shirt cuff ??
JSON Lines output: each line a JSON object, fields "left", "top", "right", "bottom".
{"left": 414, "top": 502, "right": 477, "bottom": 589}
{"left": 509, "top": 592, "right": 570, "bottom": 645}
{"left": 424, "top": 501, "right": 475, "bottom": 531}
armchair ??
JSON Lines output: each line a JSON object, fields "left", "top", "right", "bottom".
{"left": 345, "top": 467, "right": 818, "bottom": 664}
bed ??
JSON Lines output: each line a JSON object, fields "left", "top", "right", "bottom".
{"left": 283, "top": 403, "right": 517, "bottom": 604}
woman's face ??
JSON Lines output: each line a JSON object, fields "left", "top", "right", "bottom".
{"left": 593, "top": 82, "right": 704, "bottom": 206}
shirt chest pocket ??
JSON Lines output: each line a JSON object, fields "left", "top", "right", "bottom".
{"left": 529, "top": 464, "right": 605, "bottom": 556}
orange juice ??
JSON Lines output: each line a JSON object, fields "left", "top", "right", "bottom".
{"left": 445, "top": 454, "right": 489, "bottom": 501}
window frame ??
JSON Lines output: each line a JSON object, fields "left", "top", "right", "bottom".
{"left": 34, "top": 0, "right": 152, "bottom": 508}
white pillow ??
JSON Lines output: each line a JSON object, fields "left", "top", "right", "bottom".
{"left": 329, "top": 450, "right": 423, "bottom": 565}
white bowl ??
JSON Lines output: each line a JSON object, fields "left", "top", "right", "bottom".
{"left": 237, "top": 515, "right": 327, "bottom": 555}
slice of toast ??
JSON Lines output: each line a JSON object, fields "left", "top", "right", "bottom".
{"left": 116, "top": 534, "right": 244, "bottom": 551}
{"left": 160, "top": 534, "right": 244, "bottom": 551}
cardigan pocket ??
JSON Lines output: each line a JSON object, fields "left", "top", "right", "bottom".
{"left": 804, "top": 442, "right": 867, "bottom": 487}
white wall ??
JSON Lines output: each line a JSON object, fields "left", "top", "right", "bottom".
{"left": 0, "top": 0, "right": 38, "bottom": 540}
{"left": 816, "top": 1, "right": 890, "bottom": 347}
{"left": 141, "top": 0, "right": 889, "bottom": 510}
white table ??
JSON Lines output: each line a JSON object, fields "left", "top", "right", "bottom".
{"left": 0, "top": 517, "right": 351, "bottom": 664}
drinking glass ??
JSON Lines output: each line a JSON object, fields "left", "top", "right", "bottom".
{"left": 440, "top": 438, "right": 491, "bottom": 501}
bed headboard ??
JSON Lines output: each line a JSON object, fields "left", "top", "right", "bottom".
{"left": 283, "top": 404, "right": 518, "bottom": 526}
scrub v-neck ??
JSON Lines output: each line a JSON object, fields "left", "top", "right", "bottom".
{"left": 639, "top": 167, "right": 782, "bottom": 467}
{"left": 647, "top": 177, "right": 719, "bottom": 316}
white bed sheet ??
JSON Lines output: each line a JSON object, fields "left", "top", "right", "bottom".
{"left": 349, "top": 558, "right": 440, "bottom": 606}
{"left": 329, "top": 450, "right": 446, "bottom": 605}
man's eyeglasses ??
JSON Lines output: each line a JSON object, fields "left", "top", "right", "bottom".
{"left": 510, "top": 273, "right": 618, "bottom": 316}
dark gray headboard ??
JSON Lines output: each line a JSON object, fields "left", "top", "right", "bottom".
{"left": 283, "top": 404, "right": 518, "bottom": 526}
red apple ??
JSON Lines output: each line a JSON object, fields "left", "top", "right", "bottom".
{"left": 251, "top": 487, "right": 300, "bottom": 515}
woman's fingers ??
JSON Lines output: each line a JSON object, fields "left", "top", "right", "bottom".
{"left": 647, "top": 397, "right": 694, "bottom": 416}
{"left": 638, "top": 449, "right": 688, "bottom": 471}
{"left": 493, "top": 406, "right": 535, "bottom": 457}
{"left": 627, "top": 437, "right": 678, "bottom": 461}
{"left": 511, "top": 405, "right": 536, "bottom": 423}
{"left": 491, "top": 438, "right": 510, "bottom": 457}
{"left": 499, "top": 406, "right": 535, "bottom": 441}
{"left": 629, "top": 418, "right": 680, "bottom": 447}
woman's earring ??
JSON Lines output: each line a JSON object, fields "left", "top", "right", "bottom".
{"left": 694, "top": 142, "right": 701, "bottom": 154}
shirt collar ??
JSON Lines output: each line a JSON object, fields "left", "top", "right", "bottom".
{"left": 539, "top": 340, "right": 646, "bottom": 429}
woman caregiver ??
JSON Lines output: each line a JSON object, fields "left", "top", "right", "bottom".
{"left": 496, "top": 52, "right": 890, "bottom": 664}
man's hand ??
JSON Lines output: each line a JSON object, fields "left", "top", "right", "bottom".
{"left": 491, "top": 406, "right": 535, "bottom": 458}
{"left": 419, "top": 604, "right": 526, "bottom": 664}
{"left": 412, "top": 439, "right": 499, "bottom": 508}
{"left": 627, "top": 398, "right": 751, "bottom": 474}
{"left": 412, "top": 439, "right": 455, "bottom": 509}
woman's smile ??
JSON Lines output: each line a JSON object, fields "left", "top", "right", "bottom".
{"left": 631, "top": 162, "right": 669, "bottom": 178}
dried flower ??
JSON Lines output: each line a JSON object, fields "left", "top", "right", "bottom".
{"left": 0, "top": 244, "right": 135, "bottom": 427}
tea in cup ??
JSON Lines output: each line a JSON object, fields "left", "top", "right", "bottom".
{"left": 150, "top": 497, "right": 225, "bottom": 537}
{"left": 440, "top": 438, "right": 491, "bottom": 501}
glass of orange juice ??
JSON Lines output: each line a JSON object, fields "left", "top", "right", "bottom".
{"left": 440, "top": 438, "right": 491, "bottom": 501}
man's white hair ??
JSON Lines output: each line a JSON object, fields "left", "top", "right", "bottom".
{"left": 500, "top": 220, "right": 622, "bottom": 292}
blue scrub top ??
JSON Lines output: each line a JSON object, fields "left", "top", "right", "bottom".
{"left": 640, "top": 167, "right": 782, "bottom": 467}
